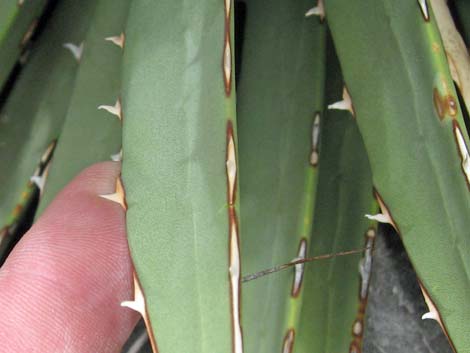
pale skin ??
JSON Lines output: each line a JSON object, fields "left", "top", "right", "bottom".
{"left": 0, "top": 162, "right": 138, "bottom": 352}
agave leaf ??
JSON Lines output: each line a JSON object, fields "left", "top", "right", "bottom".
{"left": 295, "top": 38, "right": 375, "bottom": 353}
{"left": 236, "top": 1, "right": 325, "bottom": 352}
{"left": 121, "top": 1, "right": 239, "bottom": 352}
{"left": 36, "top": 0, "right": 129, "bottom": 215}
{"left": 0, "top": 0, "right": 96, "bottom": 256}
{"left": 325, "top": 1, "right": 470, "bottom": 351}
{"left": 0, "top": 0, "right": 49, "bottom": 92}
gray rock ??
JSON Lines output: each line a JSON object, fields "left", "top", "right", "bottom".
{"left": 363, "top": 225, "right": 453, "bottom": 353}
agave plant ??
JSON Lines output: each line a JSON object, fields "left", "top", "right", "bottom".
{"left": 0, "top": 0, "right": 469, "bottom": 353}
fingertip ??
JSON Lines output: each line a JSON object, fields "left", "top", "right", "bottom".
{"left": 0, "top": 162, "right": 137, "bottom": 352}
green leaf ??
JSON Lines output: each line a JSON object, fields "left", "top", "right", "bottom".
{"left": 121, "top": 1, "right": 239, "bottom": 352}
{"left": 296, "top": 39, "right": 375, "bottom": 353}
{"left": 325, "top": 1, "right": 470, "bottom": 351}
{"left": 236, "top": 1, "right": 325, "bottom": 352}
{"left": 37, "top": 0, "right": 129, "bottom": 215}
{"left": 0, "top": 0, "right": 96, "bottom": 254}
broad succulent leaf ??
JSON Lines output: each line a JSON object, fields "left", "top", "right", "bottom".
{"left": 325, "top": 1, "right": 470, "bottom": 351}
{"left": 0, "top": 0, "right": 96, "bottom": 256}
{"left": 121, "top": 1, "right": 240, "bottom": 352}
{"left": 295, "top": 40, "right": 376, "bottom": 353}
{"left": 37, "top": 0, "right": 129, "bottom": 215}
{"left": 236, "top": 0, "right": 325, "bottom": 352}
